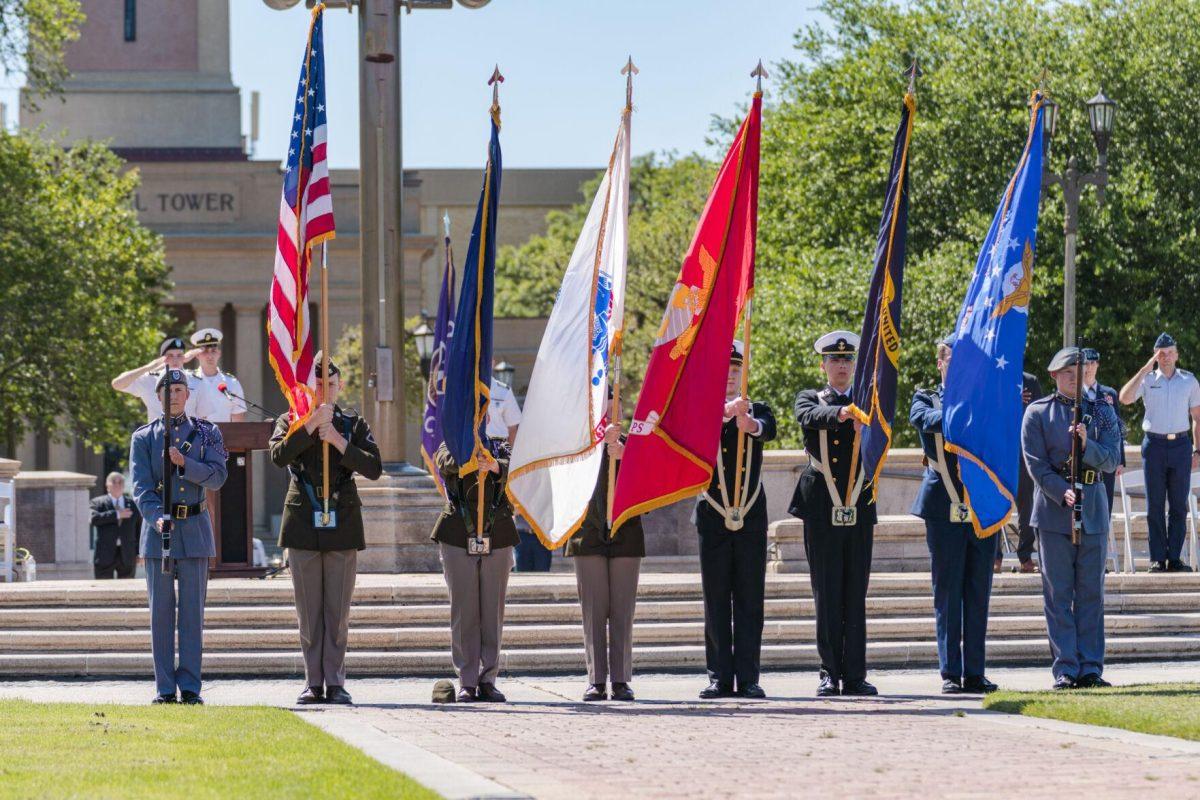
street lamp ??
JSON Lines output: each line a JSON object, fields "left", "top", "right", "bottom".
{"left": 410, "top": 318, "right": 435, "bottom": 379}
{"left": 1041, "top": 87, "right": 1117, "bottom": 347}
{"left": 493, "top": 360, "right": 516, "bottom": 388}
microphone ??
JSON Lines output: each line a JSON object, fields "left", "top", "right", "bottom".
{"left": 218, "top": 384, "right": 276, "bottom": 422}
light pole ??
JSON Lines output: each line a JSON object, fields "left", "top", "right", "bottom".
{"left": 1041, "top": 88, "right": 1117, "bottom": 347}
{"left": 266, "top": 0, "right": 490, "bottom": 474}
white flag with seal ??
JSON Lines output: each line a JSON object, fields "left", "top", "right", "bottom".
{"left": 506, "top": 105, "right": 631, "bottom": 547}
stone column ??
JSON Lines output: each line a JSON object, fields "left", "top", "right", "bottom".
{"left": 191, "top": 302, "right": 225, "bottom": 337}
{"left": 234, "top": 303, "right": 268, "bottom": 535}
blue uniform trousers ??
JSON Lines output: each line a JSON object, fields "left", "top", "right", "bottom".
{"left": 1142, "top": 437, "right": 1191, "bottom": 563}
{"left": 145, "top": 556, "right": 209, "bottom": 696}
{"left": 925, "top": 520, "right": 997, "bottom": 680}
{"left": 515, "top": 528, "right": 553, "bottom": 572}
{"left": 1037, "top": 530, "right": 1106, "bottom": 680}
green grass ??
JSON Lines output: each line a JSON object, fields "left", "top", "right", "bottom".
{"left": 0, "top": 701, "right": 441, "bottom": 800}
{"left": 983, "top": 683, "right": 1200, "bottom": 741}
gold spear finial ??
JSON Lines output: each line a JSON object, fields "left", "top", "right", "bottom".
{"left": 489, "top": 64, "right": 504, "bottom": 126}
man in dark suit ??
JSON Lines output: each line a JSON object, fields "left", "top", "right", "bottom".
{"left": 90, "top": 472, "right": 141, "bottom": 579}
{"left": 1082, "top": 348, "right": 1127, "bottom": 510}
{"left": 789, "top": 330, "right": 878, "bottom": 697}
{"left": 696, "top": 341, "right": 777, "bottom": 700}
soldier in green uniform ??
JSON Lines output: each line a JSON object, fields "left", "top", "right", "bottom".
{"left": 270, "top": 354, "right": 382, "bottom": 706}
{"left": 432, "top": 437, "right": 519, "bottom": 702}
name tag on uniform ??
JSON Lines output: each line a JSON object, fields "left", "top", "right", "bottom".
{"left": 313, "top": 509, "right": 338, "bottom": 529}
{"left": 468, "top": 536, "right": 492, "bottom": 555}
{"left": 950, "top": 503, "right": 971, "bottom": 524}
{"left": 832, "top": 506, "right": 857, "bottom": 526}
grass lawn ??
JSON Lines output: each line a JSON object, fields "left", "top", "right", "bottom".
{"left": 0, "top": 700, "right": 440, "bottom": 799}
{"left": 983, "top": 683, "right": 1200, "bottom": 741}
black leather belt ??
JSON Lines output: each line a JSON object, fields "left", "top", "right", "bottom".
{"left": 1057, "top": 468, "right": 1098, "bottom": 485}
{"left": 171, "top": 502, "right": 205, "bottom": 520}
{"left": 1147, "top": 431, "right": 1189, "bottom": 441}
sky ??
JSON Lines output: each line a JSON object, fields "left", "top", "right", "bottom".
{"left": 229, "top": 0, "right": 821, "bottom": 169}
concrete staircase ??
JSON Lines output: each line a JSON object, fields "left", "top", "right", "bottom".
{"left": 1, "top": 571, "right": 1198, "bottom": 678}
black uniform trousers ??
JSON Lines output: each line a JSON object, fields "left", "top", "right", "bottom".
{"left": 1144, "top": 436, "right": 1191, "bottom": 563}
{"left": 803, "top": 518, "right": 873, "bottom": 683}
{"left": 926, "top": 519, "right": 997, "bottom": 680}
{"left": 697, "top": 503, "right": 767, "bottom": 689}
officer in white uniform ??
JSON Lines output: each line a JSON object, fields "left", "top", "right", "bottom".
{"left": 111, "top": 336, "right": 199, "bottom": 422}
{"left": 486, "top": 373, "right": 522, "bottom": 443}
{"left": 188, "top": 328, "right": 247, "bottom": 423}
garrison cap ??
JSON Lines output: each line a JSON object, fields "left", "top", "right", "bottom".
{"left": 939, "top": 332, "right": 957, "bottom": 349}
{"left": 314, "top": 351, "right": 341, "bottom": 379}
{"left": 814, "top": 330, "right": 859, "bottom": 356}
{"left": 191, "top": 328, "right": 223, "bottom": 348}
{"left": 155, "top": 368, "right": 190, "bottom": 393}
{"left": 1155, "top": 332, "right": 1177, "bottom": 349}
{"left": 1083, "top": 347, "right": 1100, "bottom": 363}
{"left": 1047, "top": 347, "right": 1083, "bottom": 372}
{"left": 431, "top": 679, "right": 456, "bottom": 703}
{"left": 159, "top": 336, "right": 186, "bottom": 356}
{"left": 730, "top": 339, "right": 745, "bottom": 365}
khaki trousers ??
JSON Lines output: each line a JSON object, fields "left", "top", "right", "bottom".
{"left": 440, "top": 543, "right": 513, "bottom": 687}
{"left": 288, "top": 548, "right": 357, "bottom": 688}
{"left": 573, "top": 555, "right": 641, "bottom": 683}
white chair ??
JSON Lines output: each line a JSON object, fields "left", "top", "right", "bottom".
{"left": 1116, "top": 469, "right": 1144, "bottom": 574}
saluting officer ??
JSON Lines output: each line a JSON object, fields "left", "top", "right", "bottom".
{"left": 1082, "top": 348, "right": 1126, "bottom": 511}
{"left": 695, "top": 342, "right": 777, "bottom": 700}
{"left": 270, "top": 354, "right": 382, "bottom": 706}
{"left": 1118, "top": 332, "right": 1200, "bottom": 572}
{"left": 188, "top": 328, "right": 247, "bottom": 423}
{"left": 432, "top": 437, "right": 518, "bottom": 703}
{"left": 909, "top": 334, "right": 998, "bottom": 695}
{"left": 789, "top": 330, "right": 878, "bottom": 697}
{"left": 130, "top": 369, "right": 228, "bottom": 705}
{"left": 564, "top": 410, "right": 645, "bottom": 703}
{"left": 1022, "top": 347, "right": 1122, "bottom": 690}
{"left": 112, "top": 336, "right": 199, "bottom": 422}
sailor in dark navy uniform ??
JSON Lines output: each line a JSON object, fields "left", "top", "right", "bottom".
{"left": 909, "top": 334, "right": 998, "bottom": 694}
{"left": 695, "top": 341, "right": 777, "bottom": 700}
{"left": 789, "top": 330, "right": 878, "bottom": 697}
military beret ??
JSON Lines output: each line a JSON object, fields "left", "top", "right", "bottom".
{"left": 155, "top": 368, "right": 190, "bottom": 392}
{"left": 158, "top": 336, "right": 186, "bottom": 356}
{"left": 814, "top": 330, "right": 860, "bottom": 356}
{"left": 431, "top": 679, "right": 456, "bottom": 704}
{"left": 1082, "top": 347, "right": 1100, "bottom": 363}
{"left": 191, "top": 328, "right": 223, "bottom": 348}
{"left": 730, "top": 339, "right": 745, "bottom": 365}
{"left": 1155, "top": 332, "right": 1177, "bottom": 349}
{"left": 1047, "top": 347, "right": 1083, "bottom": 372}
{"left": 314, "top": 351, "right": 341, "bottom": 378}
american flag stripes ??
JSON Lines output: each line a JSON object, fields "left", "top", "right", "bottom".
{"left": 268, "top": 4, "right": 335, "bottom": 434}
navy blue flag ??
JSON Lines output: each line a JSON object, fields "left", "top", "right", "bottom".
{"left": 443, "top": 108, "right": 502, "bottom": 476}
{"left": 943, "top": 92, "right": 1048, "bottom": 537}
{"left": 420, "top": 229, "right": 456, "bottom": 494}
{"left": 849, "top": 91, "right": 915, "bottom": 497}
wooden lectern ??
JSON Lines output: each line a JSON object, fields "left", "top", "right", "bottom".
{"left": 207, "top": 421, "right": 273, "bottom": 577}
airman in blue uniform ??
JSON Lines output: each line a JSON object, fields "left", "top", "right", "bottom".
{"left": 130, "top": 369, "right": 228, "bottom": 704}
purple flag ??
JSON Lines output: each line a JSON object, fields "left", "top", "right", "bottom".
{"left": 421, "top": 232, "right": 457, "bottom": 495}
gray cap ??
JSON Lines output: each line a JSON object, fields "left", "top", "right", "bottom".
{"left": 155, "top": 369, "right": 189, "bottom": 393}
{"left": 431, "top": 679, "right": 456, "bottom": 703}
{"left": 1047, "top": 347, "right": 1083, "bottom": 372}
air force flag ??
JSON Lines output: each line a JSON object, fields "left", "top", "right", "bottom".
{"left": 943, "top": 92, "right": 1048, "bottom": 538}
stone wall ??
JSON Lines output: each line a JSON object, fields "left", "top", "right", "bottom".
{"left": 13, "top": 471, "right": 97, "bottom": 580}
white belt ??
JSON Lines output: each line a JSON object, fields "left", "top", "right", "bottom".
{"left": 809, "top": 427, "right": 865, "bottom": 510}
{"left": 701, "top": 434, "right": 762, "bottom": 531}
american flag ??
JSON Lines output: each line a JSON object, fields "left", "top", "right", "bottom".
{"left": 268, "top": 4, "right": 335, "bottom": 434}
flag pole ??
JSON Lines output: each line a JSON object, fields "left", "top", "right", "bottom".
{"left": 320, "top": 241, "right": 331, "bottom": 525}
{"left": 478, "top": 65, "right": 504, "bottom": 542}
{"left": 731, "top": 60, "right": 766, "bottom": 517}
{"left": 606, "top": 57, "right": 637, "bottom": 530}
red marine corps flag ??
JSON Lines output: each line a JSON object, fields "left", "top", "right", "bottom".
{"left": 611, "top": 76, "right": 762, "bottom": 532}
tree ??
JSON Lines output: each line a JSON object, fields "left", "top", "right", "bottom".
{"left": 331, "top": 321, "right": 423, "bottom": 420}
{"left": 0, "top": 132, "right": 171, "bottom": 455}
{"left": 0, "top": 0, "right": 83, "bottom": 106}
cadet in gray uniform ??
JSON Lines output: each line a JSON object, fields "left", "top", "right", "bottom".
{"left": 1021, "top": 347, "right": 1122, "bottom": 690}
{"left": 130, "top": 369, "right": 228, "bottom": 704}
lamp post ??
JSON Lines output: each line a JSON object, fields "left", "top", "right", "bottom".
{"left": 1041, "top": 88, "right": 1117, "bottom": 347}
{"left": 265, "top": 0, "right": 490, "bottom": 473}
{"left": 411, "top": 317, "right": 435, "bottom": 379}
{"left": 493, "top": 360, "right": 516, "bottom": 389}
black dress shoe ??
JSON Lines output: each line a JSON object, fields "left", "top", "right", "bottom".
{"left": 583, "top": 684, "right": 607, "bottom": 702}
{"left": 963, "top": 676, "right": 999, "bottom": 694}
{"left": 610, "top": 682, "right": 635, "bottom": 702}
{"left": 1149, "top": 561, "right": 1168, "bottom": 573}
{"left": 817, "top": 675, "right": 840, "bottom": 697}
{"left": 841, "top": 679, "right": 878, "bottom": 697}
{"left": 477, "top": 682, "right": 506, "bottom": 703}
{"left": 738, "top": 683, "right": 766, "bottom": 699}
{"left": 325, "top": 686, "right": 353, "bottom": 705}
{"left": 1076, "top": 673, "right": 1112, "bottom": 689}
{"left": 297, "top": 686, "right": 324, "bottom": 705}
{"left": 180, "top": 691, "right": 204, "bottom": 705}
{"left": 457, "top": 686, "right": 477, "bottom": 702}
{"left": 941, "top": 678, "right": 964, "bottom": 694}
{"left": 1052, "top": 675, "right": 1076, "bottom": 690}
{"left": 699, "top": 681, "right": 734, "bottom": 699}
{"left": 151, "top": 693, "right": 177, "bottom": 705}
{"left": 1168, "top": 559, "right": 1193, "bottom": 573}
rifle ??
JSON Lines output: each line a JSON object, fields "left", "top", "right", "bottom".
{"left": 1070, "top": 342, "right": 1084, "bottom": 546}
{"left": 160, "top": 378, "right": 174, "bottom": 574}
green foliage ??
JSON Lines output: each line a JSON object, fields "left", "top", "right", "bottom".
{"left": 0, "top": 132, "right": 172, "bottom": 455}
{"left": 0, "top": 0, "right": 83, "bottom": 106}
{"left": 331, "top": 321, "right": 423, "bottom": 421}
